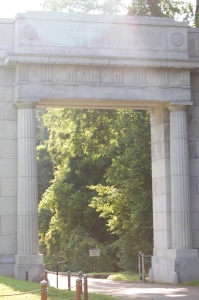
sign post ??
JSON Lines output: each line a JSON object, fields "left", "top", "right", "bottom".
{"left": 89, "top": 248, "right": 100, "bottom": 272}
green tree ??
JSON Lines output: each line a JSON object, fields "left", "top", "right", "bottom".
{"left": 38, "top": 109, "right": 152, "bottom": 271}
{"left": 39, "top": 109, "right": 118, "bottom": 271}
{"left": 128, "top": 0, "right": 194, "bottom": 23}
{"left": 89, "top": 111, "right": 152, "bottom": 270}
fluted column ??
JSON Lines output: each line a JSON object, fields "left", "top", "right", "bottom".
{"left": 168, "top": 105, "right": 192, "bottom": 250}
{"left": 16, "top": 102, "right": 39, "bottom": 255}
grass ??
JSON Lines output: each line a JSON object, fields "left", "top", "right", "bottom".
{"left": 181, "top": 281, "right": 199, "bottom": 286}
{"left": 107, "top": 272, "right": 140, "bottom": 282}
{"left": 0, "top": 276, "right": 119, "bottom": 299}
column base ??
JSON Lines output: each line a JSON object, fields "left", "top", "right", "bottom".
{"left": 152, "top": 249, "right": 199, "bottom": 283}
{"left": 14, "top": 255, "right": 45, "bottom": 282}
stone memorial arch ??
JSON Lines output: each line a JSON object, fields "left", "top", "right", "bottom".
{"left": 0, "top": 11, "right": 199, "bottom": 283}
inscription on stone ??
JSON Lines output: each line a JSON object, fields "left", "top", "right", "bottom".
{"left": 42, "top": 21, "right": 165, "bottom": 50}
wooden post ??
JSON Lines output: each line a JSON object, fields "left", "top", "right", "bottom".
{"left": 25, "top": 271, "right": 28, "bottom": 281}
{"left": 80, "top": 277, "right": 82, "bottom": 294}
{"left": 76, "top": 279, "right": 81, "bottom": 300}
{"left": 40, "top": 280, "right": 47, "bottom": 300}
{"left": 56, "top": 266, "right": 58, "bottom": 288}
{"left": 78, "top": 271, "right": 83, "bottom": 294}
{"left": 83, "top": 274, "right": 88, "bottom": 300}
{"left": 141, "top": 253, "right": 145, "bottom": 282}
{"left": 44, "top": 270, "right": 48, "bottom": 283}
{"left": 67, "top": 271, "right": 71, "bottom": 291}
{"left": 138, "top": 253, "right": 142, "bottom": 280}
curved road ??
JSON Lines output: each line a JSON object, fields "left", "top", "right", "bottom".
{"left": 47, "top": 273, "right": 199, "bottom": 299}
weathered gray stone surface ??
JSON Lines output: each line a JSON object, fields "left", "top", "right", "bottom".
{"left": 0, "top": 11, "right": 199, "bottom": 283}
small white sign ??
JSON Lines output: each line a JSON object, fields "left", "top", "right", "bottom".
{"left": 89, "top": 248, "right": 100, "bottom": 257}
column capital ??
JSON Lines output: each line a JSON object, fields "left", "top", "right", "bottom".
{"left": 15, "top": 102, "right": 37, "bottom": 109}
{"left": 14, "top": 99, "right": 40, "bottom": 109}
{"left": 167, "top": 102, "right": 192, "bottom": 112}
{"left": 167, "top": 105, "right": 187, "bottom": 112}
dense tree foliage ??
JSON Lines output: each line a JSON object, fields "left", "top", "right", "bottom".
{"left": 128, "top": 0, "right": 194, "bottom": 22}
{"left": 38, "top": 109, "right": 117, "bottom": 271}
{"left": 38, "top": 109, "right": 152, "bottom": 271}
{"left": 89, "top": 111, "right": 152, "bottom": 270}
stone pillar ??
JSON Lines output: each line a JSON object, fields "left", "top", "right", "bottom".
{"left": 168, "top": 105, "right": 192, "bottom": 250}
{"left": 14, "top": 102, "right": 44, "bottom": 282}
{"left": 152, "top": 105, "right": 199, "bottom": 284}
{"left": 150, "top": 107, "right": 171, "bottom": 254}
{"left": 17, "top": 102, "right": 38, "bottom": 254}
{"left": 150, "top": 106, "right": 173, "bottom": 283}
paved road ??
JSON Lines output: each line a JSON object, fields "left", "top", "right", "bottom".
{"left": 48, "top": 273, "right": 199, "bottom": 299}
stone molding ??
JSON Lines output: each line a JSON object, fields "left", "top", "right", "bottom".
{"left": 4, "top": 53, "right": 199, "bottom": 69}
{"left": 14, "top": 12, "right": 186, "bottom": 26}
{"left": 14, "top": 64, "right": 191, "bottom": 89}
{"left": 15, "top": 255, "right": 43, "bottom": 265}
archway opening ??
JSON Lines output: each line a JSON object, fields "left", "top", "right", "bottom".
{"left": 36, "top": 107, "right": 153, "bottom": 274}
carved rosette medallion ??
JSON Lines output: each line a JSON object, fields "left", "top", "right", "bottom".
{"left": 24, "top": 25, "right": 38, "bottom": 40}
{"left": 171, "top": 33, "right": 184, "bottom": 46}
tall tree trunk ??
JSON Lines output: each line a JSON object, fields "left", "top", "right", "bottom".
{"left": 146, "top": 0, "right": 163, "bottom": 17}
{"left": 196, "top": 0, "right": 199, "bottom": 27}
